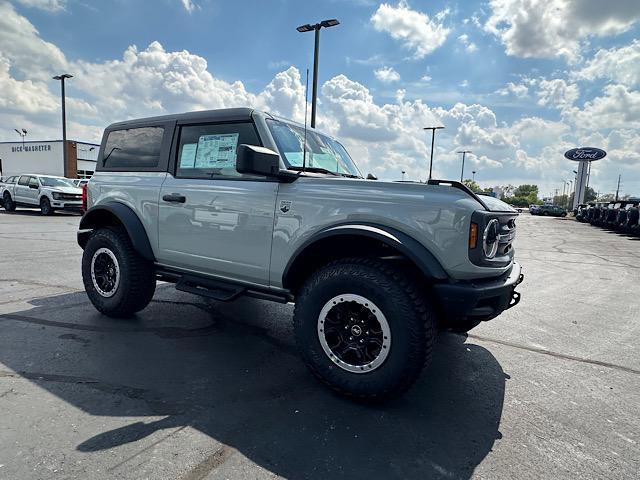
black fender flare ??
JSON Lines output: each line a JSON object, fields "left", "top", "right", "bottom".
{"left": 283, "top": 223, "right": 449, "bottom": 286}
{"left": 77, "top": 202, "right": 155, "bottom": 262}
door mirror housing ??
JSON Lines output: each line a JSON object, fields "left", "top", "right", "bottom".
{"left": 236, "top": 144, "right": 281, "bottom": 177}
{"left": 366, "top": 173, "right": 378, "bottom": 180}
{"left": 29, "top": 184, "right": 39, "bottom": 189}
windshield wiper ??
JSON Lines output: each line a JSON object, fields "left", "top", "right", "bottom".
{"left": 288, "top": 166, "right": 339, "bottom": 176}
{"left": 338, "top": 173, "right": 361, "bottom": 179}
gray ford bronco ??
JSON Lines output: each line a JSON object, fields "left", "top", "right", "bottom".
{"left": 78, "top": 107, "right": 523, "bottom": 399}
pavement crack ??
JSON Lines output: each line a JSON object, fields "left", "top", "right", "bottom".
{"left": 466, "top": 334, "right": 640, "bottom": 375}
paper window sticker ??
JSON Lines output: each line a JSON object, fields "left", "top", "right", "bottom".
{"left": 179, "top": 144, "right": 198, "bottom": 168}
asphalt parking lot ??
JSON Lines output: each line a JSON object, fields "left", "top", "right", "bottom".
{"left": 1, "top": 209, "right": 639, "bottom": 480}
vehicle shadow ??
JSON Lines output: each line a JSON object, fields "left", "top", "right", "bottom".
{"left": 1, "top": 291, "right": 507, "bottom": 479}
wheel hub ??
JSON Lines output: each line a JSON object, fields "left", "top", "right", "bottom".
{"left": 90, "top": 247, "right": 120, "bottom": 298}
{"left": 317, "top": 294, "right": 391, "bottom": 374}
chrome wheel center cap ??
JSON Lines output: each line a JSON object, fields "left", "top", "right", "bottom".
{"left": 351, "top": 325, "right": 362, "bottom": 337}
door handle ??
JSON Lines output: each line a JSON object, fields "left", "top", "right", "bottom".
{"left": 162, "top": 193, "right": 186, "bottom": 203}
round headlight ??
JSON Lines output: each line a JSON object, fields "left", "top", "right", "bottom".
{"left": 483, "top": 219, "right": 499, "bottom": 259}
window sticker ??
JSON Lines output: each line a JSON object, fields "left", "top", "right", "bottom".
{"left": 194, "top": 133, "right": 240, "bottom": 169}
{"left": 179, "top": 143, "right": 198, "bottom": 168}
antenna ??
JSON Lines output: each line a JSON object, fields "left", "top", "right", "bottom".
{"left": 302, "top": 68, "right": 309, "bottom": 172}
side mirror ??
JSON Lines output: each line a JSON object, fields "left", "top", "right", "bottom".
{"left": 236, "top": 144, "right": 281, "bottom": 177}
{"left": 366, "top": 173, "right": 378, "bottom": 180}
{"left": 29, "top": 184, "right": 39, "bottom": 189}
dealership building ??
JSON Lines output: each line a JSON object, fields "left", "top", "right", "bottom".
{"left": 0, "top": 139, "right": 99, "bottom": 179}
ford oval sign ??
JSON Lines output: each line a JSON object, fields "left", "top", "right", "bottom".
{"left": 564, "top": 147, "right": 606, "bottom": 161}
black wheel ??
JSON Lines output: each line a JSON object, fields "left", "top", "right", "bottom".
{"left": 82, "top": 227, "right": 156, "bottom": 317}
{"left": 294, "top": 258, "right": 436, "bottom": 400}
{"left": 40, "top": 197, "right": 53, "bottom": 215}
{"left": 2, "top": 193, "right": 16, "bottom": 212}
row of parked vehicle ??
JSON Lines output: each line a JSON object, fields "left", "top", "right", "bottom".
{"left": 576, "top": 201, "right": 640, "bottom": 234}
{"left": 0, "top": 174, "right": 87, "bottom": 215}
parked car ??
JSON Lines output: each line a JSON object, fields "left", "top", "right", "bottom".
{"left": 77, "top": 107, "right": 523, "bottom": 400}
{"left": 575, "top": 203, "right": 591, "bottom": 222}
{"left": 534, "top": 205, "right": 567, "bottom": 217}
{"left": 529, "top": 204, "right": 540, "bottom": 214}
{"left": 0, "top": 175, "right": 19, "bottom": 207}
{"left": 71, "top": 178, "right": 89, "bottom": 187}
{"left": 1, "top": 174, "right": 83, "bottom": 215}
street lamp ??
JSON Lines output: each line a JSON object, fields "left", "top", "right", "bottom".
{"left": 457, "top": 150, "right": 472, "bottom": 182}
{"left": 14, "top": 128, "right": 27, "bottom": 148}
{"left": 297, "top": 19, "right": 340, "bottom": 128}
{"left": 401, "top": 170, "right": 406, "bottom": 181}
{"left": 472, "top": 170, "right": 477, "bottom": 181}
{"left": 423, "top": 126, "right": 444, "bottom": 180}
{"left": 53, "top": 73, "right": 73, "bottom": 175}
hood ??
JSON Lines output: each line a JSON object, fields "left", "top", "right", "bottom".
{"left": 49, "top": 186, "right": 82, "bottom": 194}
{"left": 476, "top": 194, "right": 517, "bottom": 213}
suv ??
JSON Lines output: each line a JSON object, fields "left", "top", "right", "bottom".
{"left": 2, "top": 174, "right": 83, "bottom": 215}
{"left": 78, "top": 108, "right": 523, "bottom": 400}
{"left": 535, "top": 205, "right": 567, "bottom": 217}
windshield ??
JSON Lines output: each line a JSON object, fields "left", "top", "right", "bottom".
{"left": 39, "top": 177, "right": 74, "bottom": 188}
{"left": 267, "top": 120, "right": 362, "bottom": 178}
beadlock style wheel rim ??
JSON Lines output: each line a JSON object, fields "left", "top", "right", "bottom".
{"left": 317, "top": 294, "right": 391, "bottom": 374}
{"left": 91, "top": 248, "right": 120, "bottom": 298}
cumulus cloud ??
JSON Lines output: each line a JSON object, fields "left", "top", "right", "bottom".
{"left": 371, "top": 1, "right": 450, "bottom": 59}
{"left": 570, "top": 84, "right": 640, "bottom": 130}
{"left": 536, "top": 79, "right": 580, "bottom": 110}
{"left": 15, "top": 0, "right": 66, "bottom": 11}
{"left": 496, "top": 81, "right": 529, "bottom": 98}
{"left": 180, "top": 0, "right": 199, "bottom": 13}
{"left": 457, "top": 34, "right": 477, "bottom": 53}
{"left": 374, "top": 66, "right": 401, "bottom": 83}
{"left": 484, "top": 0, "right": 640, "bottom": 62}
{"left": 576, "top": 40, "right": 640, "bottom": 87}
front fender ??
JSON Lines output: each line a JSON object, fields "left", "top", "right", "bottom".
{"left": 77, "top": 202, "right": 155, "bottom": 262}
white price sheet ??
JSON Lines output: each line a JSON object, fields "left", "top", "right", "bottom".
{"left": 194, "top": 133, "right": 239, "bottom": 169}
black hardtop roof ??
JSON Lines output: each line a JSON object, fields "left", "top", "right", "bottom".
{"left": 106, "top": 107, "right": 267, "bottom": 130}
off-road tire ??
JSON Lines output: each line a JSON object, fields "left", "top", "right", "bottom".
{"left": 40, "top": 197, "right": 53, "bottom": 215}
{"left": 445, "top": 318, "right": 482, "bottom": 333}
{"left": 82, "top": 227, "right": 156, "bottom": 317}
{"left": 2, "top": 193, "right": 16, "bottom": 212}
{"left": 294, "top": 258, "right": 436, "bottom": 401}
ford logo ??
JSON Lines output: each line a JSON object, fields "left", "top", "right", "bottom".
{"left": 564, "top": 147, "right": 607, "bottom": 161}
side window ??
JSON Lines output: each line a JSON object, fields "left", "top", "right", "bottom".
{"left": 18, "top": 176, "right": 29, "bottom": 186}
{"left": 29, "top": 177, "right": 39, "bottom": 188}
{"left": 175, "top": 122, "right": 260, "bottom": 179}
{"left": 103, "top": 127, "right": 164, "bottom": 169}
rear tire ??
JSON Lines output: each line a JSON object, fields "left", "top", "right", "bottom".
{"left": 82, "top": 227, "right": 156, "bottom": 317}
{"left": 294, "top": 258, "right": 436, "bottom": 400}
{"left": 40, "top": 197, "right": 53, "bottom": 215}
{"left": 3, "top": 193, "right": 15, "bottom": 212}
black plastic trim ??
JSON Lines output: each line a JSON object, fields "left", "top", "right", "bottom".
{"left": 77, "top": 202, "right": 155, "bottom": 262}
{"left": 427, "top": 179, "right": 490, "bottom": 210}
{"left": 283, "top": 223, "right": 449, "bottom": 286}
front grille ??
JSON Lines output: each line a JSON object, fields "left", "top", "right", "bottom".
{"left": 58, "top": 194, "right": 82, "bottom": 200}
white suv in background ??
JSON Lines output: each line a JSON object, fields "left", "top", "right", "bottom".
{"left": 1, "top": 174, "right": 83, "bottom": 215}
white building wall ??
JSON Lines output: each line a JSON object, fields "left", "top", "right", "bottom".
{"left": 0, "top": 141, "right": 64, "bottom": 177}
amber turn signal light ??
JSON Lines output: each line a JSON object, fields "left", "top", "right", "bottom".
{"left": 469, "top": 222, "right": 478, "bottom": 249}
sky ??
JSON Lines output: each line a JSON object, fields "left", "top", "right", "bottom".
{"left": 1, "top": 0, "right": 639, "bottom": 197}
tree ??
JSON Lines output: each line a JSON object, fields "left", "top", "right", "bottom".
{"left": 502, "top": 183, "right": 541, "bottom": 207}
{"left": 462, "top": 179, "right": 481, "bottom": 193}
{"left": 584, "top": 187, "right": 597, "bottom": 203}
{"left": 513, "top": 184, "right": 539, "bottom": 198}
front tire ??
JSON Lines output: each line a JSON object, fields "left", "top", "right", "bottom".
{"left": 3, "top": 193, "right": 16, "bottom": 212}
{"left": 40, "top": 197, "right": 53, "bottom": 215}
{"left": 82, "top": 227, "right": 156, "bottom": 317}
{"left": 294, "top": 258, "right": 436, "bottom": 400}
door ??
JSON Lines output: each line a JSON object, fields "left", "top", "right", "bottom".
{"left": 26, "top": 176, "right": 41, "bottom": 205}
{"left": 158, "top": 121, "right": 278, "bottom": 286}
{"left": 14, "top": 176, "right": 31, "bottom": 203}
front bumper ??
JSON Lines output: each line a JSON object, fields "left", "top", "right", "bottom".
{"left": 434, "top": 262, "right": 523, "bottom": 322}
{"left": 52, "top": 200, "right": 83, "bottom": 211}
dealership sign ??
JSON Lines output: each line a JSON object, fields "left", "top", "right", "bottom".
{"left": 564, "top": 147, "right": 606, "bottom": 161}
{"left": 11, "top": 144, "right": 53, "bottom": 153}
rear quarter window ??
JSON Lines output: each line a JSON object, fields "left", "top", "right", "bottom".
{"left": 102, "top": 126, "right": 165, "bottom": 169}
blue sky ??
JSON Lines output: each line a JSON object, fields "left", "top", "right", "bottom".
{"left": 1, "top": 0, "right": 639, "bottom": 196}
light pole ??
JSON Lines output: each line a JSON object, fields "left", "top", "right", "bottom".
{"left": 569, "top": 180, "right": 574, "bottom": 208}
{"left": 561, "top": 181, "right": 566, "bottom": 206}
{"left": 472, "top": 170, "right": 476, "bottom": 181}
{"left": 53, "top": 73, "right": 73, "bottom": 174}
{"left": 14, "top": 128, "right": 27, "bottom": 148}
{"left": 423, "top": 126, "right": 444, "bottom": 180}
{"left": 457, "top": 150, "right": 472, "bottom": 182}
{"left": 401, "top": 170, "right": 406, "bottom": 181}
{"left": 297, "top": 19, "right": 339, "bottom": 128}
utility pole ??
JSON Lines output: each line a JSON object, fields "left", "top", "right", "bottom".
{"left": 615, "top": 174, "right": 621, "bottom": 201}
{"left": 297, "top": 19, "right": 340, "bottom": 128}
{"left": 457, "top": 150, "right": 471, "bottom": 182}
{"left": 53, "top": 74, "right": 73, "bottom": 174}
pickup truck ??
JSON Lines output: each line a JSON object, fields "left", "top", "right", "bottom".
{"left": 1, "top": 174, "right": 83, "bottom": 215}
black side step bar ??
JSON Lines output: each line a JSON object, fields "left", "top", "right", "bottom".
{"left": 176, "top": 275, "right": 244, "bottom": 301}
